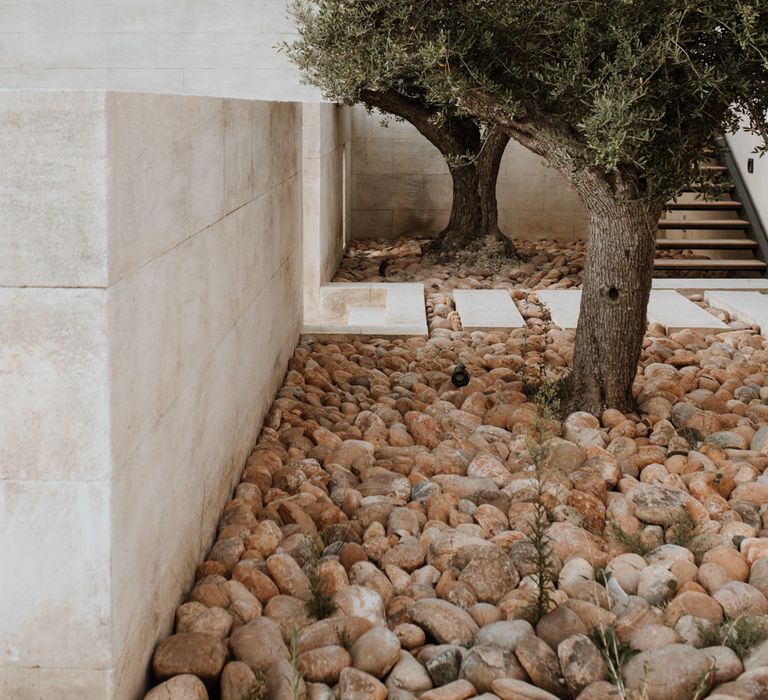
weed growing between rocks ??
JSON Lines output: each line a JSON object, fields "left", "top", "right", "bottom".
{"left": 699, "top": 614, "right": 768, "bottom": 659}
{"left": 243, "top": 672, "right": 268, "bottom": 700}
{"left": 521, "top": 305, "right": 569, "bottom": 421}
{"left": 590, "top": 622, "right": 637, "bottom": 699}
{"left": 525, "top": 439, "right": 557, "bottom": 624}
{"left": 303, "top": 537, "right": 337, "bottom": 620}
{"left": 288, "top": 626, "right": 306, "bottom": 700}
{"left": 522, "top": 363, "right": 561, "bottom": 624}
{"left": 664, "top": 512, "right": 697, "bottom": 548}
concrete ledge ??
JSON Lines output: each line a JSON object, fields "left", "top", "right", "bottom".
{"left": 304, "top": 282, "right": 428, "bottom": 337}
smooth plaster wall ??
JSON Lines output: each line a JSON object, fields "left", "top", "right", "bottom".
{"left": 303, "top": 103, "right": 351, "bottom": 325}
{"left": 726, "top": 119, "right": 768, "bottom": 236}
{"left": 0, "top": 90, "right": 303, "bottom": 699}
{"left": 350, "top": 107, "right": 589, "bottom": 241}
{"left": 0, "top": 0, "right": 317, "bottom": 101}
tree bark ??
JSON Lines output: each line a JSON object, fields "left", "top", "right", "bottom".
{"left": 425, "top": 128, "right": 516, "bottom": 259}
{"left": 359, "top": 89, "right": 515, "bottom": 258}
{"left": 563, "top": 172, "right": 663, "bottom": 415}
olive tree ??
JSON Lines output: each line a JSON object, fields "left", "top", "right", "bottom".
{"left": 286, "top": 0, "right": 517, "bottom": 259}
{"left": 297, "top": 0, "right": 768, "bottom": 414}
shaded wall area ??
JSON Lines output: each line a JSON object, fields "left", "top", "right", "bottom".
{"left": 0, "top": 91, "right": 304, "bottom": 699}
{"left": 350, "top": 107, "right": 589, "bottom": 241}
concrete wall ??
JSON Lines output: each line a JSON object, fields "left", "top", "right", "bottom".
{"left": 727, "top": 118, "right": 768, "bottom": 236}
{"left": 0, "top": 90, "right": 303, "bottom": 699}
{"left": 0, "top": 0, "right": 316, "bottom": 101}
{"left": 350, "top": 107, "right": 589, "bottom": 241}
{"left": 303, "top": 103, "right": 352, "bottom": 325}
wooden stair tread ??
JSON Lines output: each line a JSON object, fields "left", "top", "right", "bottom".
{"left": 689, "top": 183, "right": 736, "bottom": 190}
{"left": 658, "top": 219, "right": 751, "bottom": 230}
{"left": 665, "top": 200, "right": 742, "bottom": 211}
{"left": 656, "top": 238, "right": 757, "bottom": 250}
{"left": 654, "top": 258, "right": 767, "bottom": 270}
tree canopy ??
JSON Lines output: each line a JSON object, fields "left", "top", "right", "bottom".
{"left": 288, "top": 0, "right": 768, "bottom": 414}
{"left": 289, "top": 0, "right": 768, "bottom": 201}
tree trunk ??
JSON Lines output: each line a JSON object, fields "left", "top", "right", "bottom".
{"left": 358, "top": 89, "right": 516, "bottom": 259}
{"left": 564, "top": 175, "right": 662, "bottom": 415}
{"left": 425, "top": 129, "right": 516, "bottom": 259}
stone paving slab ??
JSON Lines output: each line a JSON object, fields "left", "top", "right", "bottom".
{"left": 646, "top": 290, "right": 729, "bottom": 333}
{"left": 653, "top": 278, "right": 768, "bottom": 291}
{"left": 537, "top": 289, "right": 728, "bottom": 333}
{"left": 535, "top": 290, "right": 582, "bottom": 329}
{"left": 453, "top": 289, "right": 525, "bottom": 331}
{"left": 347, "top": 306, "right": 387, "bottom": 325}
{"left": 704, "top": 291, "right": 768, "bottom": 336}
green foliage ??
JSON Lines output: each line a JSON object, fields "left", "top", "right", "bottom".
{"left": 303, "top": 537, "right": 337, "bottom": 620}
{"left": 609, "top": 521, "right": 655, "bottom": 557}
{"left": 678, "top": 426, "right": 704, "bottom": 449}
{"left": 242, "top": 672, "right": 268, "bottom": 700}
{"left": 288, "top": 0, "right": 768, "bottom": 204}
{"left": 594, "top": 566, "right": 612, "bottom": 587}
{"left": 525, "top": 471, "right": 557, "bottom": 624}
{"left": 591, "top": 622, "right": 638, "bottom": 698}
{"left": 698, "top": 615, "right": 768, "bottom": 659}
{"left": 522, "top": 371, "right": 560, "bottom": 624}
{"left": 288, "top": 626, "right": 307, "bottom": 700}
{"left": 338, "top": 627, "right": 352, "bottom": 650}
{"left": 664, "top": 512, "right": 696, "bottom": 548}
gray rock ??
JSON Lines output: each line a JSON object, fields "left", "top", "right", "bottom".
{"left": 460, "top": 644, "right": 526, "bottom": 693}
{"left": 515, "top": 635, "right": 568, "bottom": 698}
{"left": 628, "top": 485, "right": 688, "bottom": 526}
{"left": 425, "top": 646, "right": 463, "bottom": 686}
{"left": 622, "top": 644, "right": 712, "bottom": 700}
{"left": 473, "top": 620, "right": 534, "bottom": 652}
{"left": 144, "top": 675, "right": 208, "bottom": 700}
{"left": 557, "top": 634, "right": 608, "bottom": 696}
{"left": 410, "top": 598, "right": 479, "bottom": 646}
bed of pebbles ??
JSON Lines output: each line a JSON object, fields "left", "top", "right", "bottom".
{"left": 144, "top": 238, "right": 768, "bottom": 700}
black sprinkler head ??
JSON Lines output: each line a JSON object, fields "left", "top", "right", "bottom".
{"left": 378, "top": 258, "right": 390, "bottom": 276}
{"left": 451, "top": 362, "right": 469, "bottom": 387}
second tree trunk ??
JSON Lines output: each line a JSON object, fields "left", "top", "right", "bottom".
{"left": 425, "top": 129, "right": 516, "bottom": 259}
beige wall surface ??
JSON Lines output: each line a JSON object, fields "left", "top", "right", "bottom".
{"left": 0, "top": 91, "right": 304, "bottom": 699}
{"left": 0, "top": 0, "right": 317, "bottom": 101}
{"left": 350, "top": 107, "right": 589, "bottom": 241}
{"left": 303, "top": 103, "right": 351, "bottom": 325}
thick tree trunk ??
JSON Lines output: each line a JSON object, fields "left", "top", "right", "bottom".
{"left": 564, "top": 176, "right": 662, "bottom": 415}
{"left": 425, "top": 129, "right": 516, "bottom": 259}
{"left": 358, "top": 89, "right": 515, "bottom": 259}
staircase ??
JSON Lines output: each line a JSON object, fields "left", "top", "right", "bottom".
{"left": 654, "top": 159, "right": 767, "bottom": 275}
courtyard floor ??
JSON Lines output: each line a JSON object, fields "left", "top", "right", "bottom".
{"left": 146, "top": 238, "right": 768, "bottom": 700}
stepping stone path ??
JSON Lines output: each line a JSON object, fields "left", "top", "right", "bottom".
{"left": 705, "top": 291, "right": 768, "bottom": 336}
{"left": 537, "top": 289, "right": 730, "bottom": 333}
{"left": 646, "top": 290, "right": 729, "bottom": 333}
{"left": 536, "top": 289, "right": 581, "bottom": 330}
{"left": 653, "top": 277, "right": 768, "bottom": 291}
{"left": 453, "top": 290, "right": 525, "bottom": 331}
